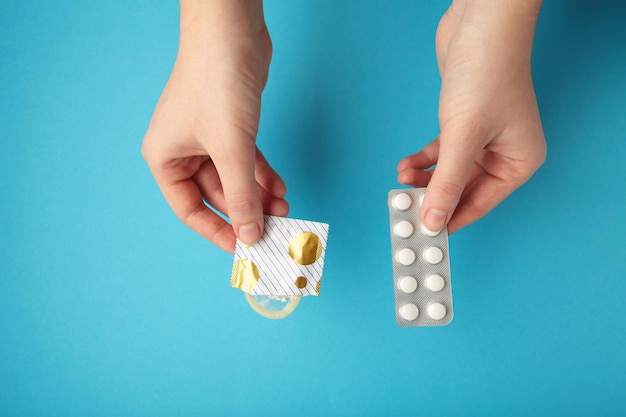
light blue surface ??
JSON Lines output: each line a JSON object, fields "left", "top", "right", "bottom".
{"left": 2, "top": 0, "right": 626, "bottom": 415}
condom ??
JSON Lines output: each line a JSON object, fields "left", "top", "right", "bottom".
{"left": 231, "top": 215, "right": 329, "bottom": 319}
{"left": 244, "top": 294, "right": 302, "bottom": 320}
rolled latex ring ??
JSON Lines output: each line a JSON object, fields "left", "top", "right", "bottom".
{"left": 245, "top": 293, "right": 302, "bottom": 319}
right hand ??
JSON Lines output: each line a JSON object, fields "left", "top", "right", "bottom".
{"left": 398, "top": 0, "right": 546, "bottom": 234}
{"left": 141, "top": 0, "right": 288, "bottom": 253}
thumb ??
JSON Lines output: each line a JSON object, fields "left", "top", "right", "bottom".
{"left": 213, "top": 138, "right": 264, "bottom": 245}
{"left": 422, "top": 128, "right": 479, "bottom": 233}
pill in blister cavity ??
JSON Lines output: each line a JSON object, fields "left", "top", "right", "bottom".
{"left": 396, "top": 248, "right": 416, "bottom": 266}
{"left": 423, "top": 247, "right": 444, "bottom": 264}
{"left": 394, "top": 221, "right": 414, "bottom": 238}
{"left": 425, "top": 274, "right": 445, "bottom": 292}
{"left": 399, "top": 304, "right": 419, "bottom": 321}
{"left": 392, "top": 193, "right": 412, "bottom": 211}
{"left": 388, "top": 188, "right": 453, "bottom": 327}
{"left": 231, "top": 215, "right": 330, "bottom": 319}
{"left": 427, "top": 302, "right": 447, "bottom": 320}
{"left": 398, "top": 276, "right": 418, "bottom": 293}
{"left": 421, "top": 224, "right": 440, "bottom": 237}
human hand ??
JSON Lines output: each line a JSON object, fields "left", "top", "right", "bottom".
{"left": 142, "top": 0, "right": 288, "bottom": 253}
{"left": 398, "top": 0, "right": 546, "bottom": 233}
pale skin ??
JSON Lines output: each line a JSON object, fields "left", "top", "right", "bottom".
{"left": 398, "top": 0, "right": 546, "bottom": 233}
{"left": 142, "top": 0, "right": 546, "bottom": 252}
{"left": 142, "top": 0, "right": 287, "bottom": 253}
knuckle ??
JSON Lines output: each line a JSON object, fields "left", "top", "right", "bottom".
{"left": 434, "top": 179, "right": 464, "bottom": 200}
{"left": 464, "top": 195, "right": 491, "bottom": 222}
{"left": 209, "top": 222, "right": 235, "bottom": 247}
{"left": 535, "top": 140, "right": 548, "bottom": 167}
{"left": 140, "top": 140, "right": 154, "bottom": 163}
{"left": 510, "top": 142, "right": 548, "bottom": 186}
{"left": 226, "top": 192, "right": 259, "bottom": 217}
{"left": 176, "top": 204, "right": 235, "bottom": 249}
{"left": 176, "top": 202, "right": 205, "bottom": 226}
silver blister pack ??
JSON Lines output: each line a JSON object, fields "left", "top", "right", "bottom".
{"left": 388, "top": 188, "right": 453, "bottom": 327}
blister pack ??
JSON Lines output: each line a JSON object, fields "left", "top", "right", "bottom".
{"left": 388, "top": 188, "right": 453, "bottom": 327}
{"left": 231, "top": 215, "right": 330, "bottom": 319}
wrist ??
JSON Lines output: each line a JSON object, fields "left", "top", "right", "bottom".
{"left": 453, "top": 0, "right": 543, "bottom": 17}
{"left": 453, "top": 0, "right": 542, "bottom": 58}
{"left": 179, "top": 0, "right": 266, "bottom": 47}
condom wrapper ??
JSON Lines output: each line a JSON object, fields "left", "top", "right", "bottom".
{"left": 231, "top": 215, "right": 330, "bottom": 297}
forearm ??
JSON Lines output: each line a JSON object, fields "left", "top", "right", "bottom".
{"left": 453, "top": 0, "right": 543, "bottom": 23}
{"left": 450, "top": 0, "right": 543, "bottom": 59}
{"left": 178, "top": 0, "right": 266, "bottom": 51}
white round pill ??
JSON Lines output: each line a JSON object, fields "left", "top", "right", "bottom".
{"left": 394, "top": 221, "right": 414, "bottom": 238}
{"left": 423, "top": 246, "right": 444, "bottom": 264}
{"left": 418, "top": 193, "right": 425, "bottom": 206}
{"left": 399, "top": 304, "right": 419, "bottom": 321}
{"left": 392, "top": 193, "right": 412, "bottom": 211}
{"left": 427, "top": 302, "right": 447, "bottom": 320}
{"left": 420, "top": 224, "right": 440, "bottom": 237}
{"left": 396, "top": 248, "right": 416, "bottom": 266}
{"left": 397, "top": 276, "right": 418, "bottom": 293}
{"left": 425, "top": 274, "right": 445, "bottom": 292}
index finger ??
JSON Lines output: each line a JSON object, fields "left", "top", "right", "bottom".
{"left": 159, "top": 175, "right": 237, "bottom": 253}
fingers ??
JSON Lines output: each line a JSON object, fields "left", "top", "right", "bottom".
{"left": 398, "top": 138, "right": 439, "bottom": 172}
{"left": 146, "top": 148, "right": 286, "bottom": 253}
{"left": 447, "top": 142, "right": 546, "bottom": 233}
{"left": 446, "top": 170, "right": 514, "bottom": 234}
{"left": 142, "top": 138, "right": 238, "bottom": 251}
{"left": 211, "top": 138, "right": 264, "bottom": 246}
{"left": 255, "top": 148, "right": 287, "bottom": 199}
{"left": 398, "top": 134, "right": 478, "bottom": 232}
{"left": 397, "top": 168, "right": 433, "bottom": 188}
{"left": 159, "top": 176, "right": 238, "bottom": 253}
{"left": 401, "top": 133, "right": 543, "bottom": 235}
{"left": 193, "top": 159, "right": 225, "bottom": 211}
{"left": 193, "top": 158, "right": 289, "bottom": 218}
{"left": 397, "top": 138, "right": 440, "bottom": 187}
{"left": 420, "top": 129, "right": 484, "bottom": 233}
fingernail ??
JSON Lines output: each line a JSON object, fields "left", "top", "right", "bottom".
{"left": 238, "top": 223, "right": 261, "bottom": 245}
{"left": 424, "top": 208, "right": 447, "bottom": 232}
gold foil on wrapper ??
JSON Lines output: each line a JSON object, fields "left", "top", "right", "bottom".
{"left": 288, "top": 232, "right": 322, "bottom": 265}
{"left": 294, "top": 276, "right": 308, "bottom": 289}
{"left": 230, "top": 259, "right": 259, "bottom": 292}
{"left": 315, "top": 279, "right": 322, "bottom": 295}
{"left": 230, "top": 215, "right": 329, "bottom": 298}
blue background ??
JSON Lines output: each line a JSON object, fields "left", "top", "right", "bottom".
{"left": 2, "top": 0, "right": 625, "bottom": 415}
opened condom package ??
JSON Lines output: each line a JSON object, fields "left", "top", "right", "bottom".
{"left": 231, "top": 215, "right": 330, "bottom": 319}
